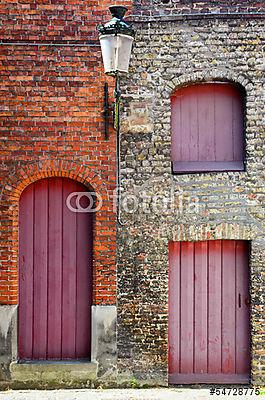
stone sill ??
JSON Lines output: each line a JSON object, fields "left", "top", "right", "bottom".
{"left": 10, "top": 360, "right": 98, "bottom": 383}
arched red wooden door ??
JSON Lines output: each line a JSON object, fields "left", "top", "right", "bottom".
{"left": 19, "top": 178, "right": 93, "bottom": 360}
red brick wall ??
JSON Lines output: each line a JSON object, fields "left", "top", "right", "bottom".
{"left": 0, "top": 0, "right": 132, "bottom": 305}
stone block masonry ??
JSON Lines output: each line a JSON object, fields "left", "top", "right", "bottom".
{"left": 133, "top": 0, "right": 265, "bottom": 16}
{"left": 118, "top": 10, "right": 265, "bottom": 386}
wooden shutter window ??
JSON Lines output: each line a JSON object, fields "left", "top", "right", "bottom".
{"left": 171, "top": 83, "right": 245, "bottom": 174}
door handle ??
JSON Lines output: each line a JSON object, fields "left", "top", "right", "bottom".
{"left": 238, "top": 293, "right": 241, "bottom": 308}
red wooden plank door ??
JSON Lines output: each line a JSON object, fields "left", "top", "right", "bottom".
{"left": 169, "top": 240, "right": 250, "bottom": 384}
{"left": 19, "top": 178, "right": 93, "bottom": 360}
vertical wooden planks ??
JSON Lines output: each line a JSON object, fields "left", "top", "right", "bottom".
{"left": 169, "top": 239, "right": 250, "bottom": 384}
{"left": 189, "top": 91, "right": 199, "bottom": 162}
{"left": 168, "top": 242, "right": 181, "bottom": 374}
{"left": 19, "top": 177, "right": 93, "bottom": 361}
{"left": 232, "top": 92, "right": 245, "bottom": 162}
{"left": 47, "top": 178, "right": 63, "bottom": 359}
{"left": 208, "top": 240, "right": 222, "bottom": 373}
{"left": 194, "top": 241, "right": 208, "bottom": 373}
{"left": 171, "top": 95, "right": 181, "bottom": 163}
{"left": 180, "top": 89, "right": 198, "bottom": 162}
{"left": 180, "top": 242, "right": 194, "bottom": 374}
{"left": 33, "top": 179, "right": 48, "bottom": 359}
{"left": 179, "top": 91, "right": 190, "bottom": 162}
{"left": 235, "top": 241, "right": 251, "bottom": 375}
{"left": 62, "top": 179, "right": 77, "bottom": 359}
{"left": 222, "top": 240, "right": 236, "bottom": 374}
{"left": 214, "top": 86, "right": 234, "bottom": 162}
{"left": 18, "top": 185, "right": 34, "bottom": 360}
{"left": 76, "top": 196, "right": 93, "bottom": 359}
{"left": 198, "top": 88, "right": 215, "bottom": 162}
{"left": 171, "top": 83, "right": 245, "bottom": 172}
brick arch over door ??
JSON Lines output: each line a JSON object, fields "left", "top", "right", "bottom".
{"left": 0, "top": 159, "right": 116, "bottom": 306}
{"left": 164, "top": 70, "right": 252, "bottom": 96}
{"left": 19, "top": 177, "right": 93, "bottom": 360}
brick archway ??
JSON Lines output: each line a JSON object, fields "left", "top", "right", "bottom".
{"left": 164, "top": 69, "right": 252, "bottom": 97}
{"left": 0, "top": 160, "right": 115, "bottom": 306}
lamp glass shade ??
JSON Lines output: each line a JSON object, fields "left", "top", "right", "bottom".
{"left": 99, "top": 33, "right": 134, "bottom": 75}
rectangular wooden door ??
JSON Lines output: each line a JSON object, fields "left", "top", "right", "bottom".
{"left": 169, "top": 240, "right": 251, "bottom": 384}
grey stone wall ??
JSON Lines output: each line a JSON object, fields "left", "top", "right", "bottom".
{"left": 91, "top": 305, "right": 117, "bottom": 382}
{"left": 0, "top": 306, "right": 17, "bottom": 382}
{"left": 133, "top": 0, "right": 265, "bottom": 16}
{"left": 117, "top": 17, "right": 265, "bottom": 386}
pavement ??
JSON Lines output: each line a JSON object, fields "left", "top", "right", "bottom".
{"left": 0, "top": 388, "right": 264, "bottom": 400}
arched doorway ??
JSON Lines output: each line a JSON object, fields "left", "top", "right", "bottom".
{"left": 18, "top": 177, "right": 93, "bottom": 360}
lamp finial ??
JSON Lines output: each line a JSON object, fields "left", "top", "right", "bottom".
{"left": 109, "top": 5, "right": 128, "bottom": 20}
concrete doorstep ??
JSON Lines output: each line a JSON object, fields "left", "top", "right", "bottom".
{"left": 9, "top": 361, "right": 98, "bottom": 388}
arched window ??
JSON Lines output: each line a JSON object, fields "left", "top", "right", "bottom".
{"left": 171, "top": 83, "right": 245, "bottom": 174}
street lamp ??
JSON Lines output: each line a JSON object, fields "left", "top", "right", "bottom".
{"left": 98, "top": 5, "right": 135, "bottom": 128}
{"left": 97, "top": 6, "right": 135, "bottom": 76}
{"left": 97, "top": 6, "right": 135, "bottom": 224}
{"left": 98, "top": 6, "right": 135, "bottom": 129}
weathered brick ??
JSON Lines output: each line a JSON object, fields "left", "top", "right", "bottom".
{"left": 0, "top": 0, "right": 134, "bottom": 306}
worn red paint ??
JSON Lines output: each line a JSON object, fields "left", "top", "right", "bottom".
{"left": 171, "top": 83, "right": 245, "bottom": 173}
{"left": 19, "top": 177, "right": 93, "bottom": 360}
{"left": 169, "top": 240, "right": 251, "bottom": 384}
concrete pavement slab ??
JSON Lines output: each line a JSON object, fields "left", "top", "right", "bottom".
{"left": 0, "top": 389, "right": 264, "bottom": 400}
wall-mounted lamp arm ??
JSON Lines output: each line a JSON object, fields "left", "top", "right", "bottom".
{"left": 103, "top": 82, "right": 110, "bottom": 140}
{"left": 114, "top": 74, "right": 127, "bottom": 225}
{"left": 98, "top": 5, "right": 135, "bottom": 226}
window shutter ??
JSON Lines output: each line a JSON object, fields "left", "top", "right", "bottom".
{"left": 171, "top": 83, "right": 245, "bottom": 174}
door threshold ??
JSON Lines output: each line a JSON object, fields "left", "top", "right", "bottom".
{"left": 17, "top": 359, "right": 92, "bottom": 364}
{"left": 169, "top": 373, "right": 250, "bottom": 384}
{"left": 10, "top": 360, "right": 98, "bottom": 385}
